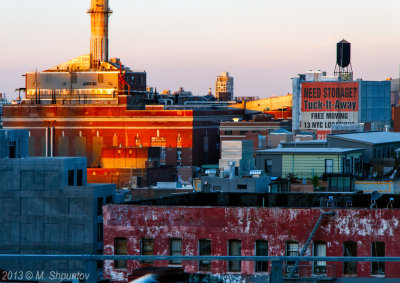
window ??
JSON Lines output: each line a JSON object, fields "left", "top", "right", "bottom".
{"left": 237, "top": 184, "right": 247, "bottom": 190}
{"left": 160, "top": 147, "right": 166, "bottom": 165}
{"left": 9, "top": 141, "right": 16, "bottom": 158}
{"left": 97, "top": 223, "right": 103, "bottom": 242}
{"left": 354, "top": 158, "right": 361, "bottom": 176}
{"left": 141, "top": 238, "right": 154, "bottom": 264}
{"left": 114, "top": 237, "right": 128, "bottom": 269}
{"left": 77, "top": 169, "right": 83, "bottom": 186}
{"left": 97, "top": 198, "right": 103, "bottom": 216}
{"left": 325, "top": 159, "right": 333, "bottom": 174}
{"left": 343, "top": 241, "right": 357, "bottom": 275}
{"left": 199, "top": 239, "right": 211, "bottom": 271}
{"left": 68, "top": 170, "right": 74, "bottom": 186}
{"left": 225, "top": 131, "right": 232, "bottom": 135}
{"left": 177, "top": 148, "right": 182, "bottom": 161}
{"left": 285, "top": 241, "right": 298, "bottom": 273}
{"left": 265, "top": 159, "right": 272, "bottom": 175}
{"left": 106, "top": 196, "right": 113, "bottom": 204}
{"left": 371, "top": 242, "right": 385, "bottom": 275}
{"left": 255, "top": 240, "right": 268, "bottom": 272}
{"left": 228, "top": 240, "right": 241, "bottom": 272}
{"left": 313, "top": 241, "right": 326, "bottom": 274}
{"left": 345, "top": 159, "right": 350, "bottom": 173}
{"left": 240, "top": 131, "right": 247, "bottom": 135}
{"left": 169, "top": 239, "right": 182, "bottom": 265}
{"left": 204, "top": 136, "right": 209, "bottom": 153}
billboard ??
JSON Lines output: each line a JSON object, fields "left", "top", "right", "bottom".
{"left": 300, "top": 82, "right": 359, "bottom": 140}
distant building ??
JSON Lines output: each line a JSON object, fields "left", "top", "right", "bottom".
{"left": 215, "top": 72, "right": 234, "bottom": 101}
{"left": 0, "top": 129, "right": 115, "bottom": 280}
{"left": 327, "top": 132, "right": 400, "bottom": 162}
{"left": 199, "top": 140, "right": 273, "bottom": 193}
{"left": 255, "top": 147, "right": 364, "bottom": 179}
{"left": 219, "top": 118, "right": 291, "bottom": 151}
{"left": 268, "top": 128, "right": 292, "bottom": 147}
{"left": 292, "top": 70, "right": 391, "bottom": 140}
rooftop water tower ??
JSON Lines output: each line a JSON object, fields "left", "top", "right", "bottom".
{"left": 334, "top": 39, "right": 353, "bottom": 81}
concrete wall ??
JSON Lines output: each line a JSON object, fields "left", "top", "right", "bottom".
{"left": 0, "top": 129, "right": 29, "bottom": 158}
{"left": 268, "top": 134, "right": 292, "bottom": 147}
{"left": 355, "top": 180, "right": 400, "bottom": 194}
{"left": 200, "top": 176, "right": 270, "bottom": 193}
{"left": 255, "top": 154, "right": 282, "bottom": 177}
{"left": 0, "top": 156, "right": 115, "bottom": 278}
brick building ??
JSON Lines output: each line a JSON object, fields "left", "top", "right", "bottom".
{"left": 103, "top": 192, "right": 400, "bottom": 282}
{"left": 3, "top": 104, "right": 243, "bottom": 187}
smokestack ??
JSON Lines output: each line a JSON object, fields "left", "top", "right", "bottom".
{"left": 88, "top": 0, "right": 112, "bottom": 69}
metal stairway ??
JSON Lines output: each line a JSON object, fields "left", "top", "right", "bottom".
{"left": 288, "top": 210, "right": 335, "bottom": 278}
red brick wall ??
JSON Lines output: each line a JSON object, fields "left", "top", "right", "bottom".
{"left": 103, "top": 205, "right": 400, "bottom": 281}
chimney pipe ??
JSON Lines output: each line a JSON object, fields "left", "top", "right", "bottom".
{"left": 88, "top": 0, "right": 112, "bottom": 69}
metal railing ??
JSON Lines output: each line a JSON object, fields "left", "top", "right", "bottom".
{"left": 0, "top": 254, "right": 398, "bottom": 283}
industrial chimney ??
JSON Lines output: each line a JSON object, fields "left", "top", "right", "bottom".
{"left": 88, "top": 0, "right": 112, "bottom": 69}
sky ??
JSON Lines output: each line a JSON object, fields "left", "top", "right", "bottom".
{"left": 1, "top": 0, "right": 400, "bottom": 100}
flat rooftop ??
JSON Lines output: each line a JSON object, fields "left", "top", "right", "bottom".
{"left": 256, "top": 147, "right": 363, "bottom": 154}
{"left": 127, "top": 192, "right": 400, "bottom": 209}
{"left": 329, "top": 132, "right": 400, "bottom": 144}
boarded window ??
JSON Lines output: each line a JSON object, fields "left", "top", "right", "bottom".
{"left": 199, "top": 239, "right": 211, "bottom": 271}
{"left": 228, "top": 240, "right": 241, "bottom": 272}
{"left": 343, "top": 241, "right": 357, "bottom": 275}
{"left": 371, "top": 242, "right": 385, "bottom": 275}
{"left": 114, "top": 237, "right": 128, "bottom": 269}
{"left": 141, "top": 238, "right": 154, "bottom": 264}
{"left": 169, "top": 239, "right": 182, "bottom": 265}
{"left": 255, "top": 240, "right": 268, "bottom": 272}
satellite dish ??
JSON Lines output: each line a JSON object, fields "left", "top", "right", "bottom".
{"left": 371, "top": 191, "right": 382, "bottom": 202}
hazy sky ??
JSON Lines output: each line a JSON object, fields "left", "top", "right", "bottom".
{"left": 1, "top": 0, "right": 399, "bottom": 100}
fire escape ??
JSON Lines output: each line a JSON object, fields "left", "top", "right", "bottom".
{"left": 286, "top": 210, "right": 336, "bottom": 282}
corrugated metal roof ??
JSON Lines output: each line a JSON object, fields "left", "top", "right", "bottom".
{"left": 256, "top": 147, "right": 363, "bottom": 154}
{"left": 330, "top": 132, "right": 400, "bottom": 145}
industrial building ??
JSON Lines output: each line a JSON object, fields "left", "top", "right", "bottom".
{"left": 3, "top": 0, "right": 245, "bottom": 189}
{"left": 24, "top": 0, "right": 146, "bottom": 105}
{"left": 0, "top": 129, "right": 116, "bottom": 280}
{"left": 103, "top": 192, "right": 400, "bottom": 282}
